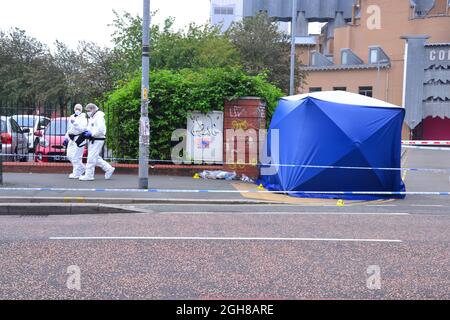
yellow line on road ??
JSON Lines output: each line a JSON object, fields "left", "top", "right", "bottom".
{"left": 232, "top": 183, "right": 388, "bottom": 206}
{"left": 63, "top": 197, "right": 85, "bottom": 203}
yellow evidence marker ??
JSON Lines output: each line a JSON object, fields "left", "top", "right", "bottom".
{"left": 193, "top": 173, "right": 200, "bottom": 179}
{"left": 257, "top": 184, "right": 265, "bottom": 191}
{"left": 336, "top": 199, "right": 345, "bottom": 207}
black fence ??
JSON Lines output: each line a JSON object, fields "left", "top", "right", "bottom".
{"left": 0, "top": 101, "right": 129, "bottom": 164}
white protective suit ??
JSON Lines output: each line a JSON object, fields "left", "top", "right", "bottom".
{"left": 65, "top": 112, "right": 88, "bottom": 178}
{"left": 83, "top": 110, "right": 114, "bottom": 180}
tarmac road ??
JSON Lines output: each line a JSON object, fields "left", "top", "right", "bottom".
{"left": 0, "top": 148, "right": 448, "bottom": 300}
{"left": 0, "top": 206, "right": 449, "bottom": 300}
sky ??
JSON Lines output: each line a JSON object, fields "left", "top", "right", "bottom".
{"left": 0, "top": 0, "right": 211, "bottom": 49}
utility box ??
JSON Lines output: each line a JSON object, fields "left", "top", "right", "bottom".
{"left": 223, "top": 97, "right": 267, "bottom": 179}
{"left": 186, "top": 111, "right": 224, "bottom": 164}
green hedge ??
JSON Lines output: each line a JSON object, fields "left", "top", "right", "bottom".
{"left": 104, "top": 68, "right": 284, "bottom": 160}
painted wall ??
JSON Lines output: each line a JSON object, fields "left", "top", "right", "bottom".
{"left": 304, "top": 0, "right": 450, "bottom": 98}
{"left": 303, "top": 0, "right": 450, "bottom": 139}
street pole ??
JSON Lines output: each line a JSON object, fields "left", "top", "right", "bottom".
{"left": 289, "top": 0, "right": 297, "bottom": 96}
{"left": 139, "top": 0, "right": 150, "bottom": 189}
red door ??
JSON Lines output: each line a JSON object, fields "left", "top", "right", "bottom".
{"left": 422, "top": 117, "right": 450, "bottom": 140}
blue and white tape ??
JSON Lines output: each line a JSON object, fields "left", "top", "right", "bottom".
{"left": 261, "top": 164, "right": 450, "bottom": 173}
{"left": 1, "top": 187, "right": 450, "bottom": 196}
{"left": 2, "top": 153, "right": 450, "bottom": 173}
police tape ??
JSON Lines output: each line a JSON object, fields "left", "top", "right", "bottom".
{"left": 1, "top": 153, "right": 450, "bottom": 173}
{"left": 261, "top": 164, "right": 450, "bottom": 173}
{"left": 402, "top": 140, "right": 450, "bottom": 146}
{"left": 0, "top": 187, "right": 450, "bottom": 196}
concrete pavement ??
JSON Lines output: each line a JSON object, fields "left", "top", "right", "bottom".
{"left": 0, "top": 173, "right": 247, "bottom": 201}
{"left": 0, "top": 173, "right": 365, "bottom": 206}
{"left": 1, "top": 147, "right": 450, "bottom": 206}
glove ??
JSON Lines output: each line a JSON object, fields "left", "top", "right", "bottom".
{"left": 63, "top": 138, "right": 69, "bottom": 147}
{"left": 83, "top": 131, "right": 92, "bottom": 138}
{"left": 71, "top": 119, "right": 75, "bottom": 124}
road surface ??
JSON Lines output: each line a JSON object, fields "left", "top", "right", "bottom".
{"left": 0, "top": 148, "right": 448, "bottom": 299}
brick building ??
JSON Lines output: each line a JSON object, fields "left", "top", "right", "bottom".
{"left": 296, "top": 0, "right": 450, "bottom": 139}
{"left": 243, "top": 0, "right": 449, "bottom": 140}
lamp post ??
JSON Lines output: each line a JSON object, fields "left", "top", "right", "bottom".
{"left": 139, "top": 0, "right": 151, "bottom": 189}
{"left": 290, "top": 0, "right": 297, "bottom": 96}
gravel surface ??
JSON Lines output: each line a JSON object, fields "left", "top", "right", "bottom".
{"left": 0, "top": 211, "right": 448, "bottom": 300}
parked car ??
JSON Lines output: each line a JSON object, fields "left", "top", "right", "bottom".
{"left": 11, "top": 115, "right": 51, "bottom": 152}
{"left": 0, "top": 116, "right": 30, "bottom": 161}
{"left": 34, "top": 117, "right": 87, "bottom": 162}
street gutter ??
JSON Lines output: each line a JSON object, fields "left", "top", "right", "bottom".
{"left": 0, "top": 198, "right": 286, "bottom": 216}
{"left": 0, "top": 203, "right": 140, "bottom": 215}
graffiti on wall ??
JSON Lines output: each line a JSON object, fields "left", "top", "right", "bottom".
{"left": 186, "top": 111, "right": 223, "bottom": 163}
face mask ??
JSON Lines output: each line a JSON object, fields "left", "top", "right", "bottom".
{"left": 87, "top": 111, "right": 93, "bottom": 117}
{"left": 75, "top": 110, "right": 82, "bottom": 116}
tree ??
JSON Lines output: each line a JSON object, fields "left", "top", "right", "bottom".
{"left": 104, "top": 68, "right": 283, "bottom": 160}
{"left": 0, "top": 28, "right": 66, "bottom": 105}
{"left": 109, "top": 10, "right": 145, "bottom": 82}
{"left": 53, "top": 41, "right": 116, "bottom": 104}
{"left": 0, "top": 28, "right": 115, "bottom": 110}
{"left": 150, "top": 22, "right": 241, "bottom": 70}
{"left": 109, "top": 11, "right": 241, "bottom": 81}
{"left": 227, "top": 13, "right": 306, "bottom": 94}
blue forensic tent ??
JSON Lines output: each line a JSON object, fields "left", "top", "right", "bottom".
{"left": 259, "top": 91, "right": 406, "bottom": 200}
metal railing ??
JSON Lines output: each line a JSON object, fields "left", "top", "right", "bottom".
{"left": 0, "top": 101, "right": 129, "bottom": 164}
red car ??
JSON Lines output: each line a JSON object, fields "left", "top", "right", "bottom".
{"left": 35, "top": 117, "right": 87, "bottom": 162}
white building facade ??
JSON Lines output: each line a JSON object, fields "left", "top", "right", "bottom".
{"left": 210, "top": 0, "right": 289, "bottom": 33}
{"left": 210, "top": 0, "right": 244, "bottom": 32}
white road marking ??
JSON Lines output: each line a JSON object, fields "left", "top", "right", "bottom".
{"left": 49, "top": 236, "right": 402, "bottom": 243}
{"left": 367, "top": 205, "right": 397, "bottom": 207}
{"left": 152, "top": 211, "right": 410, "bottom": 216}
{"left": 122, "top": 202, "right": 401, "bottom": 208}
{"left": 136, "top": 203, "right": 448, "bottom": 210}
{"left": 410, "top": 205, "right": 444, "bottom": 207}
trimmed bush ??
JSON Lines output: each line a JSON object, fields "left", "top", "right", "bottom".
{"left": 104, "top": 68, "right": 283, "bottom": 160}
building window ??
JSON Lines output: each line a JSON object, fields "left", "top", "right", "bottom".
{"left": 310, "top": 87, "right": 322, "bottom": 93}
{"left": 310, "top": 53, "right": 316, "bottom": 66}
{"left": 369, "top": 48, "right": 379, "bottom": 64}
{"left": 359, "top": 86, "right": 373, "bottom": 97}
{"left": 341, "top": 51, "right": 348, "bottom": 65}
{"left": 214, "top": 6, "right": 234, "bottom": 15}
{"left": 333, "top": 87, "right": 347, "bottom": 91}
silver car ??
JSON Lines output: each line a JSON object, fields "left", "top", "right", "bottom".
{"left": 0, "top": 116, "right": 29, "bottom": 161}
{"left": 11, "top": 115, "right": 51, "bottom": 152}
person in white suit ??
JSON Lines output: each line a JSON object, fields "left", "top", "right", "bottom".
{"left": 64, "top": 104, "right": 88, "bottom": 179}
{"left": 79, "top": 103, "right": 115, "bottom": 181}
